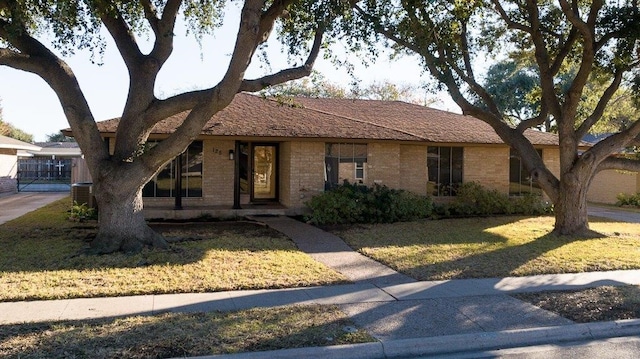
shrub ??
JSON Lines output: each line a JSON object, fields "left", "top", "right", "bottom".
{"left": 616, "top": 192, "right": 640, "bottom": 207}
{"left": 68, "top": 201, "right": 97, "bottom": 222}
{"left": 449, "top": 182, "right": 513, "bottom": 215}
{"left": 305, "top": 181, "right": 433, "bottom": 225}
{"left": 433, "top": 182, "right": 552, "bottom": 217}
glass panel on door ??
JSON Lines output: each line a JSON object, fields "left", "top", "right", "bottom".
{"left": 253, "top": 145, "right": 277, "bottom": 200}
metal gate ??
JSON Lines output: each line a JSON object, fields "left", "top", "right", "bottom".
{"left": 17, "top": 158, "right": 72, "bottom": 192}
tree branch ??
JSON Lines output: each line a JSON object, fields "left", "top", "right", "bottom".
{"left": 575, "top": 67, "right": 624, "bottom": 139}
{"left": 257, "top": 0, "right": 295, "bottom": 45}
{"left": 557, "top": 0, "right": 599, "bottom": 125}
{"left": 588, "top": 118, "right": 640, "bottom": 166}
{"left": 491, "top": 0, "right": 532, "bottom": 33}
{"left": 516, "top": 102, "right": 549, "bottom": 132}
{"left": 597, "top": 157, "right": 640, "bottom": 172}
{"left": 549, "top": 28, "right": 578, "bottom": 75}
{"left": 148, "top": 0, "right": 182, "bottom": 64}
{"left": 0, "top": 20, "right": 107, "bottom": 168}
{"left": 526, "top": 0, "right": 562, "bottom": 120}
{"left": 140, "top": 0, "right": 160, "bottom": 33}
{"left": 94, "top": 2, "right": 143, "bottom": 70}
{"left": 240, "top": 27, "right": 324, "bottom": 92}
{"left": 0, "top": 47, "right": 46, "bottom": 73}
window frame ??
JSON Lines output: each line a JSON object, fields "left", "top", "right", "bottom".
{"left": 142, "top": 140, "right": 203, "bottom": 198}
{"left": 427, "top": 146, "right": 464, "bottom": 196}
{"left": 325, "top": 143, "right": 368, "bottom": 189}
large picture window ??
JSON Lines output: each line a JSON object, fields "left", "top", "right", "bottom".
{"left": 325, "top": 143, "right": 367, "bottom": 189}
{"left": 509, "top": 148, "right": 543, "bottom": 196}
{"left": 143, "top": 141, "right": 203, "bottom": 198}
{"left": 427, "top": 146, "right": 463, "bottom": 196}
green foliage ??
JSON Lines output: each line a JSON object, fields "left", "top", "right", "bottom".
{"left": 259, "top": 72, "right": 433, "bottom": 105}
{"left": 0, "top": 120, "right": 33, "bottom": 143}
{"left": 68, "top": 201, "right": 97, "bottom": 222}
{"left": 305, "top": 181, "right": 433, "bottom": 225}
{"left": 616, "top": 192, "right": 640, "bottom": 207}
{"left": 46, "top": 132, "right": 76, "bottom": 142}
{"left": 433, "top": 182, "right": 552, "bottom": 217}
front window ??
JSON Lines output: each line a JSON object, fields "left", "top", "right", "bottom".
{"left": 325, "top": 143, "right": 367, "bottom": 189}
{"left": 143, "top": 141, "right": 203, "bottom": 198}
{"left": 427, "top": 146, "right": 463, "bottom": 196}
{"left": 509, "top": 148, "right": 542, "bottom": 196}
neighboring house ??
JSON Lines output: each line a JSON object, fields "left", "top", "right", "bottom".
{"left": 17, "top": 141, "right": 85, "bottom": 192}
{"left": 65, "top": 93, "right": 635, "bottom": 218}
{"left": 581, "top": 133, "right": 640, "bottom": 204}
{"left": 0, "top": 135, "right": 41, "bottom": 196}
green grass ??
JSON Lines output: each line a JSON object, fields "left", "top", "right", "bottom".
{"left": 0, "top": 305, "right": 374, "bottom": 358}
{"left": 0, "top": 197, "right": 346, "bottom": 301}
{"left": 332, "top": 216, "right": 640, "bottom": 280}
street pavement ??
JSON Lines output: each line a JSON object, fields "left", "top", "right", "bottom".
{"left": 2, "top": 197, "right": 640, "bottom": 358}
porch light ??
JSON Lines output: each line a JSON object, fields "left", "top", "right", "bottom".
{"left": 229, "top": 149, "right": 234, "bottom": 160}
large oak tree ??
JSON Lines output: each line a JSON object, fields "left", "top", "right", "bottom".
{"left": 351, "top": 0, "right": 640, "bottom": 235}
{"left": 0, "top": 0, "right": 347, "bottom": 253}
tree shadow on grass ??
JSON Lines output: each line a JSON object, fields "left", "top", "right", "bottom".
{"left": 404, "top": 230, "right": 607, "bottom": 280}
{"left": 0, "top": 222, "right": 292, "bottom": 272}
{"left": 0, "top": 306, "right": 372, "bottom": 359}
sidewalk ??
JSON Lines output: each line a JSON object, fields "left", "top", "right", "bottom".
{"left": 3, "top": 213, "right": 640, "bottom": 358}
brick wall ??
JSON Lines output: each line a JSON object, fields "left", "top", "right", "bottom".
{"left": 589, "top": 170, "right": 638, "bottom": 204}
{"left": 464, "top": 146, "right": 509, "bottom": 193}
{"left": 366, "top": 143, "right": 400, "bottom": 188}
{"left": 399, "top": 144, "right": 427, "bottom": 194}
{"left": 0, "top": 177, "right": 17, "bottom": 195}
{"left": 202, "top": 139, "right": 235, "bottom": 206}
{"left": 279, "top": 142, "right": 292, "bottom": 207}
{"left": 542, "top": 148, "right": 560, "bottom": 178}
{"left": 283, "top": 141, "right": 325, "bottom": 209}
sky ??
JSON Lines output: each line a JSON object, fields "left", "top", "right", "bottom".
{"left": 0, "top": 5, "right": 457, "bottom": 142}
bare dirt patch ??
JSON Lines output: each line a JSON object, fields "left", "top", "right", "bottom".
{"left": 514, "top": 285, "right": 640, "bottom": 323}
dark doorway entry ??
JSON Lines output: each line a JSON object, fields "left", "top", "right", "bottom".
{"left": 237, "top": 142, "right": 279, "bottom": 204}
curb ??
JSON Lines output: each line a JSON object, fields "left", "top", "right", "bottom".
{"left": 178, "top": 319, "right": 640, "bottom": 359}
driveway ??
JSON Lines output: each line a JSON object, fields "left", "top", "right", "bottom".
{"left": 0, "top": 192, "right": 68, "bottom": 225}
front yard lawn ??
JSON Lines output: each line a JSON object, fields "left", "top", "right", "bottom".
{"left": 331, "top": 216, "right": 640, "bottom": 280}
{"left": 0, "top": 305, "right": 373, "bottom": 359}
{"left": 0, "top": 198, "right": 346, "bottom": 302}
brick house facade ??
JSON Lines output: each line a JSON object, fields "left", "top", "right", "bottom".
{"left": 86, "top": 93, "right": 635, "bottom": 218}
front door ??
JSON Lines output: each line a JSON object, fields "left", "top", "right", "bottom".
{"left": 251, "top": 144, "right": 278, "bottom": 201}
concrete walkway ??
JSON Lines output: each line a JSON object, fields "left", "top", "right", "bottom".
{"left": 0, "top": 192, "right": 67, "bottom": 225}
{"left": 247, "top": 215, "right": 416, "bottom": 287}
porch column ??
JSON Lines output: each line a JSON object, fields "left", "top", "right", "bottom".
{"left": 233, "top": 140, "right": 241, "bottom": 209}
{"left": 174, "top": 153, "right": 183, "bottom": 210}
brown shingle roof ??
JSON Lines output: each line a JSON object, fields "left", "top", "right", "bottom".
{"left": 93, "top": 93, "right": 560, "bottom": 145}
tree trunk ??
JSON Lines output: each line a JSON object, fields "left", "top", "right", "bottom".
{"left": 552, "top": 172, "right": 591, "bottom": 236}
{"left": 90, "top": 179, "right": 167, "bottom": 254}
